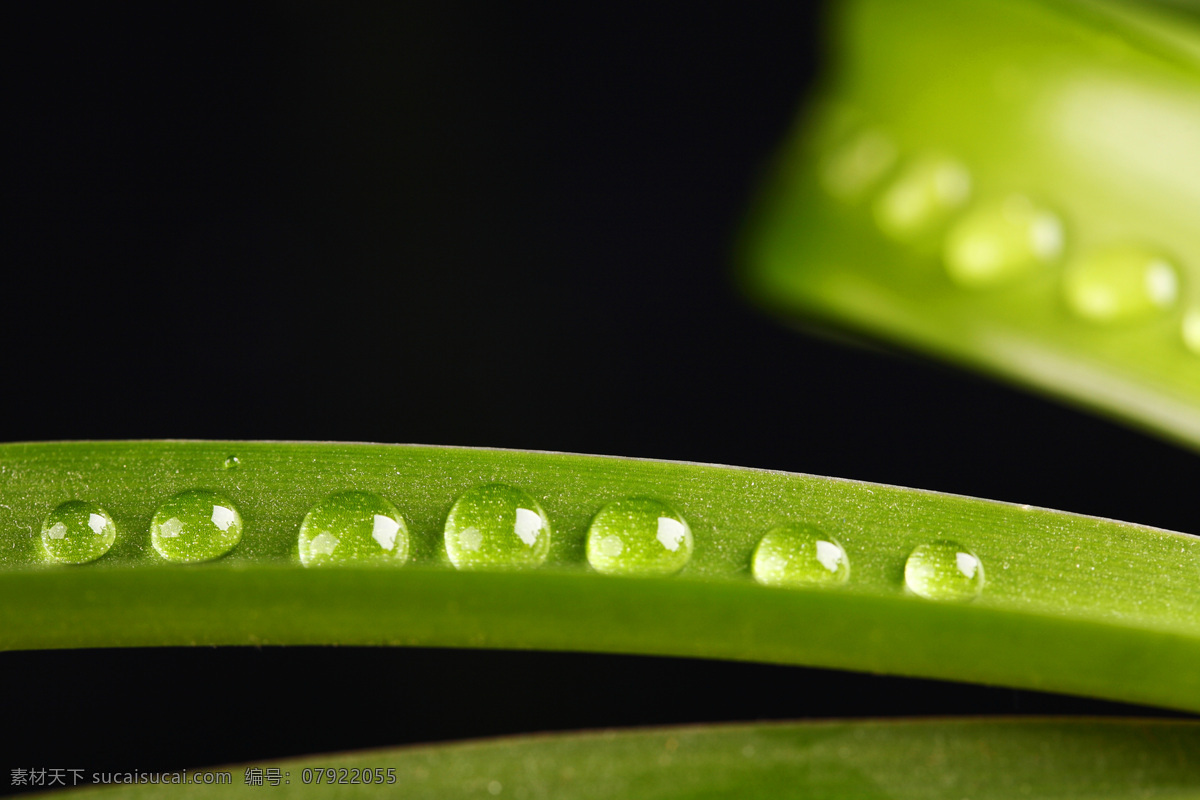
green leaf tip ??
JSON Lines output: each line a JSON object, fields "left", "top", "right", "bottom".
{"left": 741, "top": 0, "right": 1200, "bottom": 451}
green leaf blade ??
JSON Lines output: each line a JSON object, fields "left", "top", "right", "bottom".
{"left": 740, "top": 0, "right": 1200, "bottom": 450}
{"left": 52, "top": 719, "right": 1200, "bottom": 799}
{"left": 4, "top": 441, "right": 1200, "bottom": 711}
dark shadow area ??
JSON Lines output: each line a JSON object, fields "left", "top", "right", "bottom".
{"left": 0, "top": 646, "right": 1182, "bottom": 784}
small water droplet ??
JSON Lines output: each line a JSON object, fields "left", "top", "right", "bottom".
{"left": 820, "top": 129, "right": 898, "bottom": 201}
{"left": 944, "top": 195, "right": 1063, "bottom": 287}
{"left": 1181, "top": 308, "right": 1200, "bottom": 355}
{"left": 444, "top": 484, "right": 551, "bottom": 569}
{"left": 41, "top": 501, "right": 116, "bottom": 564}
{"left": 298, "top": 491, "right": 410, "bottom": 567}
{"left": 904, "top": 540, "right": 984, "bottom": 601}
{"left": 585, "top": 498, "right": 692, "bottom": 576}
{"left": 873, "top": 154, "right": 971, "bottom": 241}
{"left": 223, "top": 455, "right": 240, "bottom": 470}
{"left": 1062, "top": 245, "right": 1179, "bottom": 323}
{"left": 752, "top": 523, "right": 849, "bottom": 587}
{"left": 150, "top": 490, "right": 243, "bottom": 563}
{"left": 488, "top": 780, "right": 503, "bottom": 796}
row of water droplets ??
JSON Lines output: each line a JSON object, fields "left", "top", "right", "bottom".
{"left": 37, "top": 483, "right": 984, "bottom": 601}
{"left": 40, "top": 492, "right": 243, "bottom": 566}
{"left": 821, "top": 126, "right": 1194, "bottom": 339}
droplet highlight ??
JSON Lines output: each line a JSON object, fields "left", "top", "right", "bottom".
{"left": 41, "top": 501, "right": 116, "bottom": 564}
{"left": 1182, "top": 308, "right": 1200, "bottom": 355}
{"left": 150, "top": 490, "right": 243, "bottom": 563}
{"left": 944, "top": 195, "right": 1063, "bottom": 287}
{"left": 1062, "top": 246, "right": 1179, "bottom": 323}
{"left": 820, "top": 129, "right": 898, "bottom": 201}
{"left": 298, "top": 491, "right": 410, "bottom": 567}
{"left": 444, "top": 484, "right": 551, "bottom": 569}
{"left": 873, "top": 154, "right": 971, "bottom": 241}
{"left": 752, "top": 523, "right": 849, "bottom": 587}
{"left": 904, "top": 540, "right": 984, "bottom": 601}
{"left": 586, "top": 498, "right": 692, "bottom": 576}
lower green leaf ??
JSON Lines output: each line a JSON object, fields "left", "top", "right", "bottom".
{"left": 54, "top": 719, "right": 1200, "bottom": 799}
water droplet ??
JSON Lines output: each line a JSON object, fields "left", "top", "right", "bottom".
{"left": 904, "top": 540, "right": 984, "bottom": 601}
{"left": 873, "top": 154, "right": 971, "bottom": 241}
{"left": 223, "top": 455, "right": 240, "bottom": 470}
{"left": 298, "top": 491, "right": 410, "bottom": 567}
{"left": 1062, "top": 245, "right": 1179, "bottom": 323}
{"left": 585, "top": 498, "right": 692, "bottom": 576}
{"left": 944, "top": 195, "right": 1063, "bottom": 287}
{"left": 1182, "top": 308, "right": 1200, "bottom": 355}
{"left": 751, "top": 523, "right": 849, "bottom": 587}
{"left": 41, "top": 501, "right": 116, "bottom": 564}
{"left": 444, "top": 484, "right": 551, "bottom": 569}
{"left": 150, "top": 490, "right": 243, "bottom": 563}
{"left": 820, "top": 129, "right": 898, "bottom": 201}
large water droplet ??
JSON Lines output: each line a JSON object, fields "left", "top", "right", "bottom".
{"left": 223, "top": 455, "right": 240, "bottom": 470}
{"left": 41, "top": 501, "right": 116, "bottom": 564}
{"left": 751, "top": 523, "right": 849, "bottom": 587}
{"left": 298, "top": 491, "right": 410, "bottom": 567}
{"left": 904, "top": 540, "right": 984, "bottom": 601}
{"left": 944, "top": 195, "right": 1063, "bottom": 287}
{"left": 873, "top": 154, "right": 971, "bottom": 241}
{"left": 820, "top": 129, "right": 898, "bottom": 201}
{"left": 150, "top": 490, "right": 243, "bottom": 563}
{"left": 444, "top": 484, "right": 551, "bottom": 569}
{"left": 1062, "top": 246, "right": 1179, "bottom": 323}
{"left": 586, "top": 498, "right": 692, "bottom": 576}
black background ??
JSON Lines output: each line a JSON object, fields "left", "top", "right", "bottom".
{"left": 3, "top": 0, "right": 1194, "bottom": 790}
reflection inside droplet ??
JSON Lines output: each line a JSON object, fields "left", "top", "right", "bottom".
{"left": 459, "top": 528, "right": 483, "bottom": 552}
{"left": 309, "top": 532, "right": 338, "bottom": 557}
{"left": 656, "top": 517, "right": 686, "bottom": 552}
{"left": 514, "top": 508, "right": 543, "bottom": 546}
{"left": 211, "top": 505, "right": 236, "bottom": 532}
{"left": 371, "top": 514, "right": 400, "bottom": 550}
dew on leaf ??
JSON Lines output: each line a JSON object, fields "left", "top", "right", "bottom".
{"left": 298, "top": 491, "right": 410, "bottom": 567}
{"left": 586, "top": 497, "right": 692, "bottom": 576}
{"left": 444, "top": 484, "right": 551, "bottom": 569}
{"left": 151, "top": 490, "right": 242, "bottom": 563}
{"left": 41, "top": 501, "right": 116, "bottom": 564}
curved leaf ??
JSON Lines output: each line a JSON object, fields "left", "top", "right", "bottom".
{"left": 740, "top": 0, "right": 1200, "bottom": 450}
{"left": 56, "top": 719, "right": 1200, "bottom": 799}
{"left": 3, "top": 441, "right": 1200, "bottom": 712}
